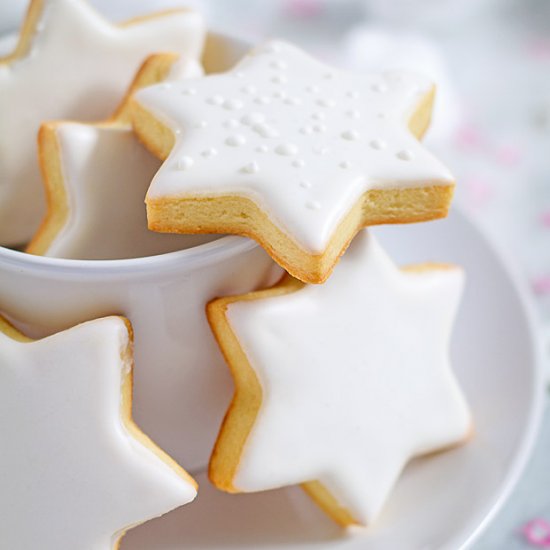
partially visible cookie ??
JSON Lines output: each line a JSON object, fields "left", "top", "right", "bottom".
{"left": 131, "top": 39, "right": 455, "bottom": 284}
{"left": 0, "top": 0, "right": 205, "bottom": 245}
{"left": 0, "top": 314, "right": 197, "bottom": 549}
{"left": 27, "top": 53, "right": 213, "bottom": 260}
{"left": 207, "top": 230, "right": 471, "bottom": 526}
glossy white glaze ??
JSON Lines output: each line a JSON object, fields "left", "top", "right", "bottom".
{"left": 0, "top": 316, "right": 197, "bottom": 549}
{"left": 136, "top": 40, "right": 454, "bottom": 253}
{"left": 44, "top": 58, "right": 209, "bottom": 260}
{"left": 0, "top": 0, "right": 205, "bottom": 245}
{"left": 225, "top": 231, "right": 471, "bottom": 524}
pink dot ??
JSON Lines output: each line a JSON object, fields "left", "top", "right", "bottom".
{"left": 283, "top": 0, "right": 323, "bottom": 18}
{"left": 453, "top": 124, "right": 484, "bottom": 151}
{"left": 540, "top": 210, "right": 550, "bottom": 228}
{"left": 522, "top": 518, "right": 550, "bottom": 546}
{"left": 532, "top": 277, "right": 550, "bottom": 296}
{"left": 463, "top": 177, "right": 493, "bottom": 209}
{"left": 495, "top": 144, "right": 523, "bottom": 167}
{"left": 526, "top": 38, "right": 550, "bottom": 61}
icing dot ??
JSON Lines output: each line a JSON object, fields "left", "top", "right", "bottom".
{"left": 174, "top": 128, "right": 182, "bottom": 135}
{"left": 396, "top": 150, "right": 414, "bottom": 161}
{"left": 194, "top": 120, "right": 208, "bottom": 128}
{"left": 224, "top": 98, "right": 244, "bottom": 110}
{"left": 207, "top": 95, "right": 225, "bottom": 105}
{"left": 272, "top": 74, "right": 288, "bottom": 84}
{"left": 275, "top": 143, "right": 299, "bottom": 156}
{"left": 370, "top": 139, "right": 387, "bottom": 150}
{"left": 311, "top": 112, "right": 325, "bottom": 121}
{"left": 346, "top": 109, "right": 361, "bottom": 119}
{"left": 317, "top": 98, "right": 336, "bottom": 108}
{"left": 300, "top": 126, "right": 314, "bottom": 135}
{"left": 306, "top": 200, "right": 321, "bottom": 210}
{"left": 341, "top": 130, "right": 360, "bottom": 141}
{"left": 306, "top": 84, "right": 320, "bottom": 93}
{"left": 225, "top": 134, "right": 246, "bottom": 147}
{"left": 242, "top": 84, "right": 257, "bottom": 95}
{"left": 256, "top": 145, "right": 269, "bottom": 153}
{"left": 224, "top": 119, "right": 240, "bottom": 129}
{"left": 270, "top": 59, "right": 288, "bottom": 70}
{"left": 300, "top": 180, "right": 312, "bottom": 189}
{"left": 242, "top": 161, "right": 259, "bottom": 174}
{"left": 255, "top": 96, "right": 271, "bottom": 105}
{"left": 176, "top": 156, "right": 194, "bottom": 170}
{"left": 293, "top": 159, "right": 306, "bottom": 168}
{"left": 201, "top": 148, "right": 218, "bottom": 158}
{"left": 339, "top": 161, "right": 352, "bottom": 169}
{"left": 181, "top": 88, "right": 197, "bottom": 96}
{"left": 313, "top": 146, "right": 329, "bottom": 155}
{"left": 241, "top": 112, "right": 266, "bottom": 126}
{"left": 371, "top": 82, "right": 388, "bottom": 93}
{"left": 313, "top": 124, "right": 327, "bottom": 133}
{"left": 253, "top": 123, "right": 279, "bottom": 138}
{"left": 347, "top": 90, "right": 360, "bottom": 99}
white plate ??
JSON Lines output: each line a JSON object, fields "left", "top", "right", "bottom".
{"left": 121, "top": 207, "right": 544, "bottom": 550}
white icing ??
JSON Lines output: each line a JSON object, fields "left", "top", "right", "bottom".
{"left": 224, "top": 231, "right": 471, "bottom": 524}
{"left": 135, "top": 40, "right": 454, "bottom": 254}
{"left": 0, "top": 317, "right": 196, "bottom": 548}
{"left": 46, "top": 122, "right": 213, "bottom": 260}
{"left": 0, "top": 0, "right": 206, "bottom": 245}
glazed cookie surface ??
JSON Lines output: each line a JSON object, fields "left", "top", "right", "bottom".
{"left": 0, "top": 0, "right": 205, "bottom": 245}
{"left": 207, "top": 230, "right": 471, "bottom": 526}
{"left": 0, "top": 315, "right": 197, "bottom": 549}
{"left": 27, "top": 53, "right": 213, "bottom": 260}
{"left": 132, "top": 40, "right": 454, "bottom": 283}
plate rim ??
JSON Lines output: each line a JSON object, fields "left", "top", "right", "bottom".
{"left": 441, "top": 206, "right": 545, "bottom": 549}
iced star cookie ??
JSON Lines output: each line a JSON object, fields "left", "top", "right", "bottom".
{"left": 207, "top": 230, "right": 471, "bottom": 526}
{"left": 0, "top": 0, "right": 205, "bottom": 246}
{"left": 27, "top": 53, "right": 213, "bottom": 260}
{"left": 0, "top": 314, "right": 197, "bottom": 549}
{"left": 132, "top": 40, "right": 455, "bottom": 284}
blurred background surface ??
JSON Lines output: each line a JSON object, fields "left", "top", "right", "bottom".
{"left": 1, "top": 0, "right": 550, "bottom": 547}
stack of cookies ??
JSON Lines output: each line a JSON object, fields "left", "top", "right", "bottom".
{"left": 0, "top": 0, "right": 472, "bottom": 547}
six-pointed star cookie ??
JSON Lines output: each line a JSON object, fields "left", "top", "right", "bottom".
{"left": 207, "top": 230, "right": 471, "bottom": 526}
{"left": 27, "top": 53, "right": 213, "bottom": 260}
{"left": 0, "top": 0, "right": 205, "bottom": 245}
{"left": 132, "top": 40, "right": 455, "bottom": 284}
{"left": 0, "top": 315, "right": 197, "bottom": 549}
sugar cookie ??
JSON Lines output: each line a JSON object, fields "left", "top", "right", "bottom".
{"left": 0, "top": 314, "right": 197, "bottom": 548}
{"left": 0, "top": 0, "right": 205, "bottom": 245}
{"left": 27, "top": 53, "right": 213, "bottom": 260}
{"left": 207, "top": 230, "right": 471, "bottom": 526}
{"left": 132, "top": 40, "right": 454, "bottom": 284}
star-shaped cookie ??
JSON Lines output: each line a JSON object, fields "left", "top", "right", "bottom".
{"left": 27, "top": 53, "right": 213, "bottom": 260}
{"left": 0, "top": 0, "right": 205, "bottom": 245}
{"left": 132, "top": 40, "right": 455, "bottom": 283}
{"left": 207, "top": 230, "right": 471, "bottom": 526}
{"left": 0, "top": 315, "right": 197, "bottom": 549}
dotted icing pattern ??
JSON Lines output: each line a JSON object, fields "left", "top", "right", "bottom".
{"left": 136, "top": 40, "right": 454, "bottom": 253}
